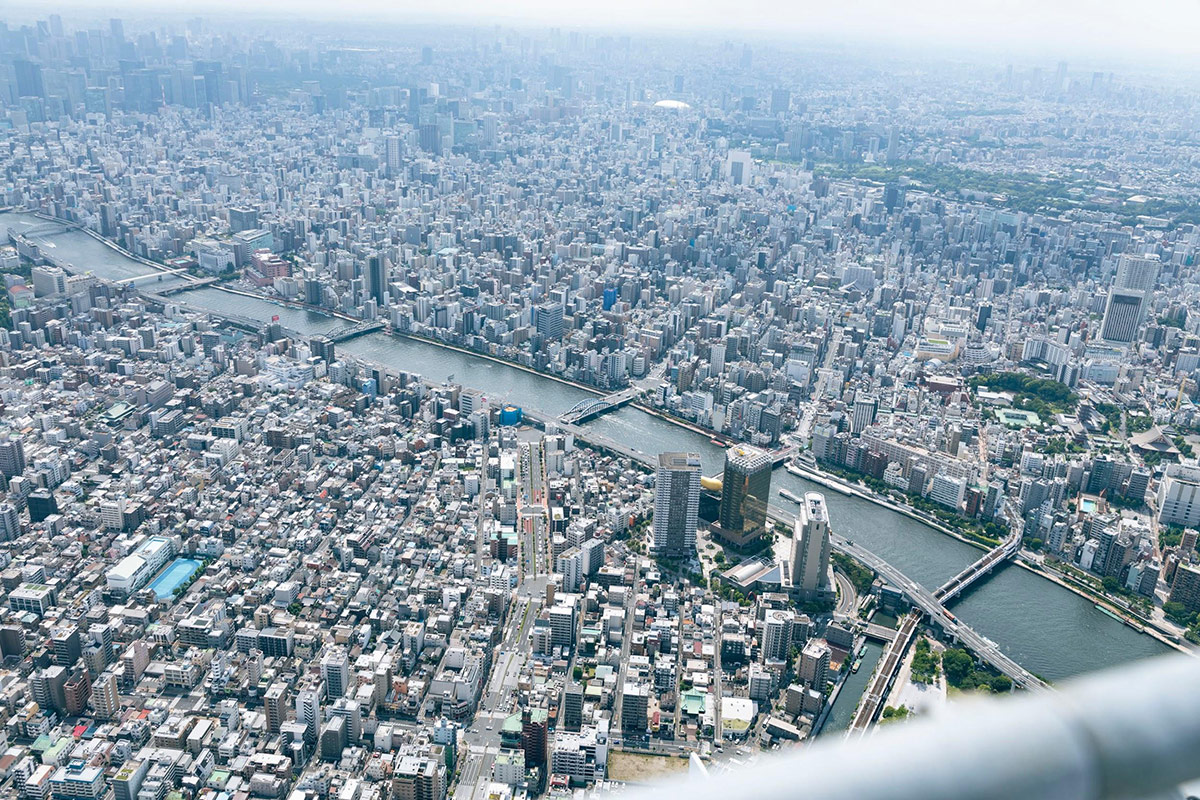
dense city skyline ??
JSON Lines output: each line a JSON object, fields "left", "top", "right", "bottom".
{"left": 0, "top": 6, "right": 1199, "bottom": 800}
{"left": 6, "top": 0, "right": 1200, "bottom": 66}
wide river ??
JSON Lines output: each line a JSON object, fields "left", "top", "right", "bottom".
{"left": 2, "top": 212, "right": 1169, "bottom": 682}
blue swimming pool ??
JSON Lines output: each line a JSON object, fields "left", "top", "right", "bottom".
{"left": 148, "top": 558, "right": 203, "bottom": 600}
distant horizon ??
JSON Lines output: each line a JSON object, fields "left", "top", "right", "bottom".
{"left": 6, "top": 0, "right": 1200, "bottom": 74}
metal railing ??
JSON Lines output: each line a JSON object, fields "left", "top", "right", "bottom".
{"left": 624, "top": 653, "right": 1200, "bottom": 800}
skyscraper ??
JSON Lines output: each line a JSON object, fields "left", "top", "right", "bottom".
{"left": 976, "top": 302, "right": 992, "bottom": 333}
{"left": 791, "top": 492, "right": 833, "bottom": 599}
{"left": 1100, "top": 288, "right": 1146, "bottom": 344}
{"left": 366, "top": 255, "right": 387, "bottom": 308}
{"left": 652, "top": 452, "right": 701, "bottom": 557}
{"left": 535, "top": 303, "right": 564, "bottom": 341}
{"left": 228, "top": 207, "right": 258, "bottom": 233}
{"left": 385, "top": 135, "right": 404, "bottom": 172}
{"left": 13, "top": 59, "right": 45, "bottom": 99}
{"left": 718, "top": 445, "right": 772, "bottom": 546}
{"left": 770, "top": 88, "right": 790, "bottom": 115}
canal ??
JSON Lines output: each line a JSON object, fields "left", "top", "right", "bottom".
{"left": 0, "top": 212, "right": 1169, "bottom": 683}
{"left": 822, "top": 641, "right": 884, "bottom": 735}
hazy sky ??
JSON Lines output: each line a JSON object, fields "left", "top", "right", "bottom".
{"left": 20, "top": 0, "right": 1200, "bottom": 67}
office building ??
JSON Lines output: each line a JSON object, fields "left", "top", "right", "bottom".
{"left": 14, "top": 59, "right": 45, "bottom": 99}
{"left": 562, "top": 682, "right": 584, "bottom": 731}
{"left": 621, "top": 682, "right": 649, "bottom": 734}
{"left": 9, "top": 582, "right": 56, "bottom": 616}
{"left": 535, "top": 303, "right": 564, "bottom": 341}
{"left": 228, "top": 207, "right": 259, "bottom": 233}
{"left": 52, "top": 626, "right": 81, "bottom": 666}
{"left": 852, "top": 394, "right": 879, "bottom": 434}
{"left": 27, "top": 489, "right": 57, "bottom": 525}
{"left": 929, "top": 473, "right": 967, "bottom": 511}
{"left": 718, "top": 445, "right": 773, "bottom": 546}
{"left": 652, "top": 452, "right": 701, "bottom": 556}
{"left": 1100, "top": 288, "right": 1146, "bottom": 344}
{"left": 331, "top": 697, "right": 363, "bottom": 742}
{"left": 366, "top": 254, "right": 387, "bottom": 307}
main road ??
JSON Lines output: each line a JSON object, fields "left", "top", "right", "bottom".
{"left": 457, "top": 576, "right": 548, "bottom": 800}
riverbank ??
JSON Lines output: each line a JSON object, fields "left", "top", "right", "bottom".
{"left": 205, "top": 286, "right": 621, "bottom": 401}
{"left": 787, "top": 460, "right": 1190, "bottom": 655}
{"left": 26, "top": 211, "right": 187, "bottom": 277}
{"left": 208, "top": 289, "right": 753, "bottom": 452}
{"left": 785, "top": 461, "right": 991, "bottom": 554}
{"left": 1015, "top": 557, "right": 1188, "bottom": 654}
{"left": 626, "top": 402, "right": 736, "bottom": 449}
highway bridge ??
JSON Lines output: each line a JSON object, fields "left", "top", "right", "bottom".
{"left": 153, "top": 277, "right": 219, "bottom": 295}
{"left": 138, "top": 296, "right": 305, "bottom": 342}
{"left": 846, "top": 528, "right": 1045, "bottom": 736}
{"left": 18, "top": 220, "right": 83, "bottom": 237}
{"left": 113, "top": 267, "right": 194, "bottom": 285}
{"left": 558, "top": 385, "right": 642, "bottom": 424}
{"left": 935, "top": 533, "right": 1022, "bottom": 604}
{"left": 323, "top": 320, "right": 385, "bottom": 342}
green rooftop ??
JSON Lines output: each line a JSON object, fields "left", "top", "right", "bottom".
{"left": 681, "top": 689, "right": 707, "bottom": 716}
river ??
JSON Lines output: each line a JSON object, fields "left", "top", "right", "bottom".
{"left": 0, "top": 212, "right": 1169, "bottom": 683}
{"left": 1, "top": 213, "right": 191, "bottom": 291}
